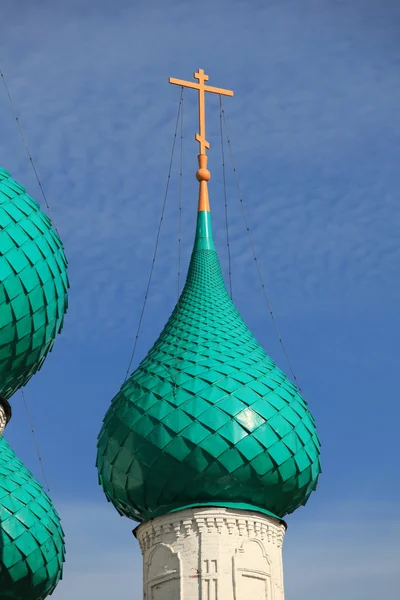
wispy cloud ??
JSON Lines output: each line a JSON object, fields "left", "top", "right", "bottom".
{"left": 51, "top": 500, "right": 400, "bottom": 599}
{"left": 52, "top": 502, "right": 141, "bottom": 599}
{"left": 1, "top": 0, "right": 400, "bottom": 343}
{"left": 1, "top": 4, "right": 399, "bottom": 596}
{"left": 284, "top": 502, "right": 400, "bottom": 599}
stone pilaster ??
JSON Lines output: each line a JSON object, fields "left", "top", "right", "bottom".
{"left": 135, "top": 506, "right": 286, "bottom": 600}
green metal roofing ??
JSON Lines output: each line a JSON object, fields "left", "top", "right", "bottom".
{"left": 0, "top": 435, "right": 65, "bottom": 600}
{"left": 0, "top": 167, "right": 68, "bottom": 400}
{"left": 97, "top": 209, "right": 321, "bottom": 523}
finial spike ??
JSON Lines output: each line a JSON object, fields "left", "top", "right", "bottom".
{"left": 196, "top": 154, "right": 211, "bottom": 212}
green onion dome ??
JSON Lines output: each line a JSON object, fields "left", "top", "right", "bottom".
{"left": 97, "top": 208, "right": 321, "bottom": 523}
{"left": 0, "top": 167, "right": 68, "bottom": 400}
{"left": 0, "top": 435, "right": 65, "bottom": 599}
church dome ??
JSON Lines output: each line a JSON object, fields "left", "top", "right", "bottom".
{"left": 97, "top": 208, "right": 321, "bottom": 523}
{"left": 0, "top": 436, "right": 65, "bottom": 600}
{"left": 0, "top": 167, "right": 68, "bottom": 400}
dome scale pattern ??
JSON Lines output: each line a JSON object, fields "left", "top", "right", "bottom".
{"left": 0, "top": 436, "right": 65, "bottom": 600}
{"left": 97, "top": 209, "right": 321, "bottom": 523}
{"left": 0, "top": 167, "right": 68, "bottom": 400}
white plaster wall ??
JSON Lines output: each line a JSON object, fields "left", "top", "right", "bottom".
{"left": 135, "top": 507, "right": 286, "bottom": 600}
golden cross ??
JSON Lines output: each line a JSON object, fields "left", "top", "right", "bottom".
{"left": 169, "top": 69, "right": 234, "bottom": 155}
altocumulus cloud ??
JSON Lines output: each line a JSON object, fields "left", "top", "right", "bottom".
{"left": 1, "top": 2, "right": 399, "bottom": 597}
{"left": 51, "top": 500, "right": 400, "bottom": 599}
{"left": 0, "top": 0, "right": 399, "bottom": 342}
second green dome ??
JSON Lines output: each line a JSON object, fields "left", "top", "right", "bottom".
{"left": 97, "top": 209, "right": 321, "bottom": 523}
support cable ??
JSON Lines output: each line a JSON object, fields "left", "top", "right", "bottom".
{"left": 1, "top": 68, "right": 59, "bottom": 491}
{"left": 124, "top": 88, "right": 184, "bottom": 381}
{"left": 219, "top": 96, "right": 233, "bottom": 299}
{"left": 171, "top": 88, "right": 185, "bottom": 397}
{"left": 177, "top": 91, "right": 184, "bottom": 300}
{"left": 220, "top": 100, "right": 303, "bottom": 393}
{"left": 21, "top": 389, "right": 51, "bottom": 494}
{"left": 0, "top": 69, "right": 60, "bottom": 235}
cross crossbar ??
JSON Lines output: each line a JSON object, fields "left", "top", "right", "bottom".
{"left": 169, "top": 69, "right": 234, "bottom": 155}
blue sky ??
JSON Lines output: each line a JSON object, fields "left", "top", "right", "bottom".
{"left": 1, "top": 0, "right": 400, "bottom": 597}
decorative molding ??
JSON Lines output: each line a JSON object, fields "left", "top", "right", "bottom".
{"left": 215, "top": 516, "right": 224, "bottom": 534}
{"left": 233, "top": 539, "right": 272, "bottom": 600}
{"left": 202, "top": 558, "right": 219, "bottom": 600}
{"left": 136, "top": 508, "right": 285, "bottom": 552}
{"left": 146, "top": 543, "right": 181, "bottom": 600}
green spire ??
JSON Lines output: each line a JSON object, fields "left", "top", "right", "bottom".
{"left": 0, "top": 167, "right": 69, "bottom": 400}
{"left": 193, "top": 210, "right": 215, "bottom": 251}
{"left": 0, "top": 436, "right": 65, "bottom": 599}
{"left": 97, "top": 202, "right": 321, "bottom": 523}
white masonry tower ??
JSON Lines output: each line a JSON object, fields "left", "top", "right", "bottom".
{"left": 136, "top": 507, "right": 286, "bottom": 600}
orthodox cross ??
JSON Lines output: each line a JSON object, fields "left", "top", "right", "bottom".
{"left": 169, "top": 69, "right": 234, "bottom": 155}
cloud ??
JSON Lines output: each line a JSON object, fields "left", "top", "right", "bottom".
{"left": 1, "top": 0, "right": 400, "bottom": 345}
{"left": 50, "top": 500, "right": 400, "bottom": 599}
{"left": 50, "top": 502, "right": 142, "bottom": 600}
{"left": 1, "top": 6, "right": 398, "bottom": 598}
{"left": 284, "top": 502, "right": 400, "bottom": 599}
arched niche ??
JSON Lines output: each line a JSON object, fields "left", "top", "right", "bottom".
{"left": 146, "top": 543, "right": 181, "bottom": 600}
{"left": 233, "top": 539, "right": 272, "bottom": 600}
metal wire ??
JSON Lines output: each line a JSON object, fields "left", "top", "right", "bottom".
{"left": 220, "top": 99, "right": 303, "bottom": 393}
{"left": 21, "top": 389, "right": 51, "bottom": 494}
{"left": 1, "top": 68, "right": 62, "bottom": 492}
{"left": 0, "top": 69, "right": 60, "bottom": 235}
{"left": 219, "top": 95, "right": 233, "bottom": 299}
{"left": 124, "top": 88, "right": 185, "bottom": 381}
{"left": 177, "top": 92, "right": 184, "bottom": 300}
{"left": 171, "top": 88, "right": 185, "bottom": 398}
